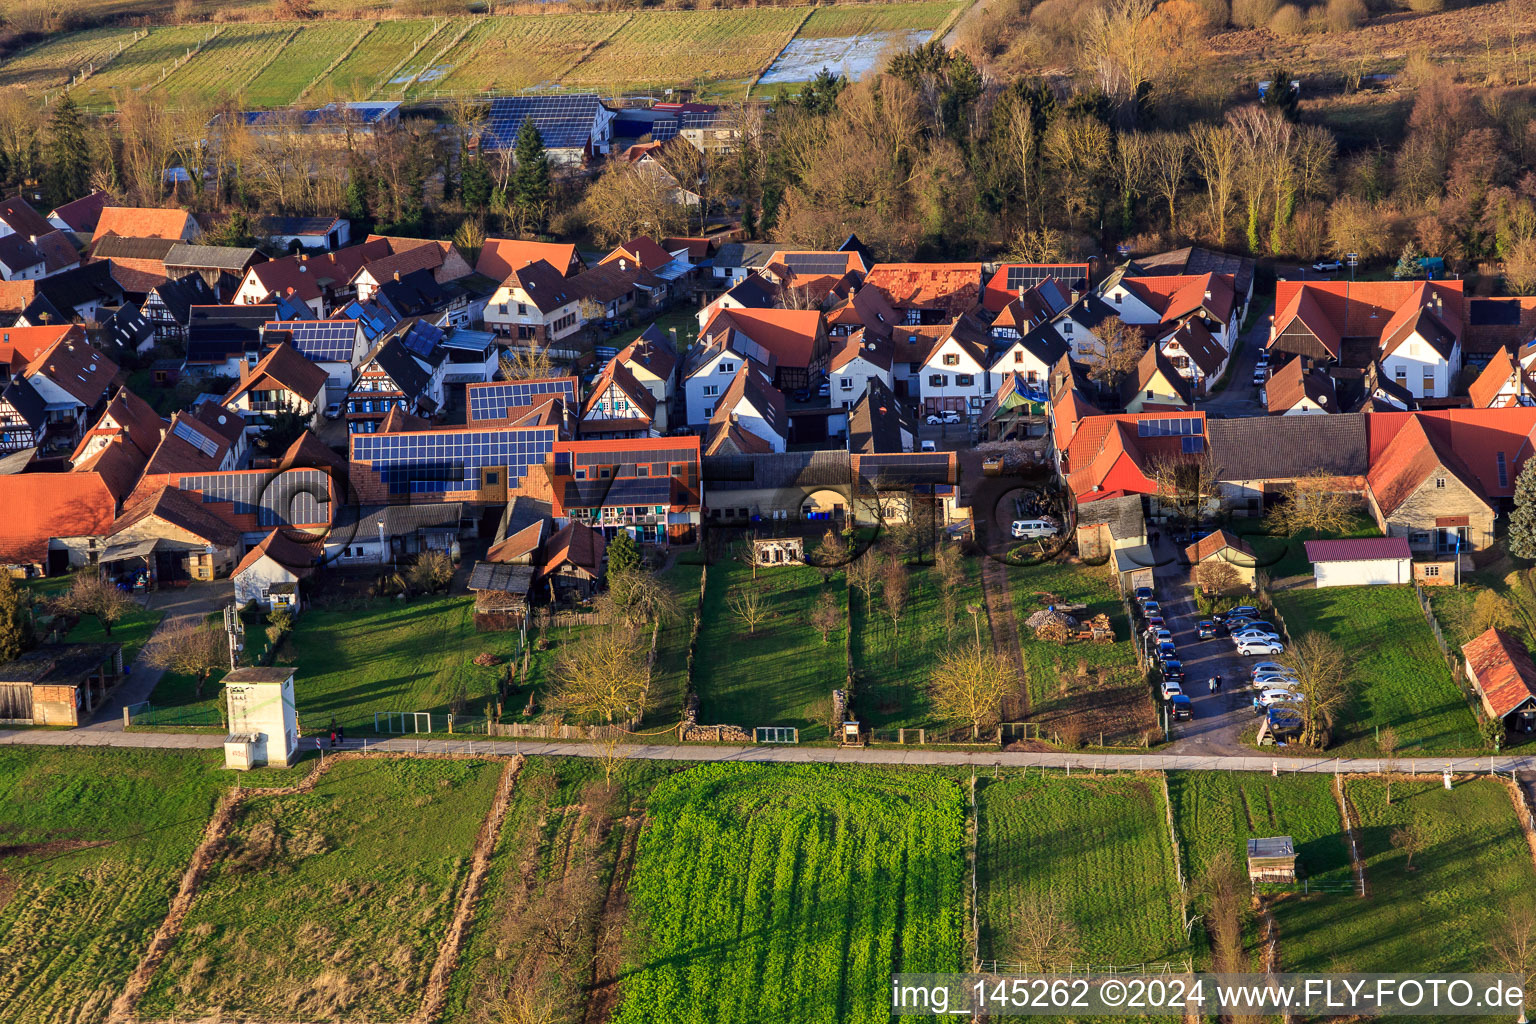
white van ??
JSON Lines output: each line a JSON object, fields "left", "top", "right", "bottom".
{"left": 1012, "top": 518, "right": 1059, "bottom": 539}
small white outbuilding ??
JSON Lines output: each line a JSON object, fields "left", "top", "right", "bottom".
{"left": 1304, "top": 537, "right": 1412, "bottom": 588}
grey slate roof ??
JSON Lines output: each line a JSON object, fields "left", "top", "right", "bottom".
{"left": 1073, "top": 493, "right": 1145, "bottom": 543}
{"left": 468, "top": 561, "right": 534, "bottom": 594}
{"left": 334, "top": 502, "right": 465, "bottom": 536}
{"left": 1205, "top": 413, "right": 1369, "bottom": 481}
{"left": 713, "top": 242, "right": 781, "bottom": 270}
{"left": 164, "top": 243, "right": 262, "bottom": 271}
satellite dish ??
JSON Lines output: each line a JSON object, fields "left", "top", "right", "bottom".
{"left": 217, "top": 414, "right": 227, "bottom": 424}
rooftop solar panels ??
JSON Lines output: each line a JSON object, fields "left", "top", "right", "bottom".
{"left": 172, "top": 419, "right": 221, "bottom": 459}
{"left": 339, "top": 300, "right": 398, "bottom": 341}
{"left": 650, "top": 119, "right": 679, "bottom": 142}
{"left": 857, "top": 453, "right": 952, "bottom": 487}
{"left": 399, "top": 320, "right": 444, "bottom": 360}
{"left": 466, "top": 379, "right": 578, "bottom": 422}
{"left": 782, "top": 253, "right": 850, "bottom": 276}
{"left": 483, "top": 95, "right": 605, "bottom": 152}
{"left": 1469, "top": 299, "right": 1523, "bottom": 326}
{"left": 351, "top": 427, "right": 558, "bottom": 495}
{"left": 269, "top": 320, "right": 356, "bottom": 362}
{"left": 1003, "top": 264, "right": 1088, "bottom": 291}
{"left": 180, "top": 469, "right": 330, "bottom": 527}
{"left": 680, "top": 112, "right": 721, "bottom": 130}
{"left": 563, "top": 476, "right": 673, "bottom": 508}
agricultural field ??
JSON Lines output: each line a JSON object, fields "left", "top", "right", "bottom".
{"left": 977, "top": 772, "right": 1189, "bottom": 968}
{"left": 1272, "top": 585, "right": 1483, "bottom": 753}
{"left": 307, "top": 19, "right": 440, "bottom": 101}
{"left": 0, "top": 25, "right": 139, "bottom": 93}
{"left": 610, "top": 763, "right": 967, "bottom": 1023}
{"left": 155, "top": 23, "right": 296, "bottom": 102}
{"left": 240, "top": 20, "right": 375, "bottom": 107}
{"left": 694, "top": 561, "right": 846, "bottom": 739}
{"left": 443, "top": 756, "right": 673, "bottom": 1024}
{"left": 1007, "top": 557, "right": 1153, "bottom": 743}
{"left": 1279, "top": 778, "right": 1536, "bottom": 976}
{"left": 68, "top": 25, "right": 215, "bottom": 108}
{"left": 0, "top": 747, "right": 225, "bottom": 1024}
{"left": 564, "top": 7, "right": 809, "bottom": 94}
{"left": 378, "top": 17, "right": 473, "bottom": 96}
{"left": 415, "top": 13, "right": 631, "bottom": 98}
{"left": 1166, "top": 771, "right": 1351, "bottom": 886}
{"left": 849, "top": 558, "right": 991, "bottom": 733}
{"left": 138, "top": 756, "right": 504, "bottom": 1020}
{"left": 145, "top": 594, "right": 518, "bottom": 732}
{"left": 797, "top": 0, "right": 961, "bottom": 37}
{"left": 760, "top": 0, "right": 957, "bottom": 84}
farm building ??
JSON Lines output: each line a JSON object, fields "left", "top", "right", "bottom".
{"left": 1304, "top": 537, "right": 1412, "bottom": 587}
{"left": 468, "top": 561, "right": 534, "bottom": 631}
{"left": 1185, "top": 529, "right": 1257, "bottom": 591}
{"left": 1461, "top": 627, "right": 1536, "bottom": 735}
{"left": 1246, "top": 836, "right": 1297, "bottom": 882}
{"left": 0, "top": 644, "right": 125, "bottom": 726}
{"left": 479, "top": 95, "right": 617, "bottom": 166}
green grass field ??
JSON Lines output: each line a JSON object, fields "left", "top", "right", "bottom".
{"left": 796, "top": 0, "right": 960, "bottom": 37}
{"left": 1272, "top": 586, "right": 1483, "bottom": 753}
{"left": 694, "top": 561, "right": 846, "bottom": 739}
{"left": 0, "top": 25, "right": 140, "bottom": 92}
{"left": 1279, "top": 778, "right": 1536, "bottom": 978}
{"left": 443, "top": 756, "right": 673, "bottom": 1024}
{"left": 241, "top": 20, "right": 374, "bottom": 107}
{"left": 566, "top": 8, "right": 807, "bottom": 92}
{"left": 378, "top": 17, "right": 471, "bottom": 95}
{"left": 139, "top": 756, "right": 503, "bottom": 1020}
{"left": 611, "top": 762, "right": 967, "bottom": 1023}
{"left": 155, "top": 23, "right": 295, "bottom": 101}
{"left": 0, "top": 747, "right": 225, "bottom": 1024}
{"left": 422, "top": 13, "right": 630, "bottom": 97}
{"left": 977, "top": 772, "right": 1189, "bottom": 968}
{"left": 65, "top": 604, "right": 164, "bottom": 664}
{"left": 308, "top": 19, "right": 438, "bottom": 100}
{"left": 1166, "top": 771, "right": 1352, "bottom": 886}
{"left": 850, "top": 559, "right": 991, "bottom": 731}
{"left": 69, "top": 25, "right": 213, "bottom": 108}
{"left": 1231, "top": 512, "right": 1381, "bottom": 580}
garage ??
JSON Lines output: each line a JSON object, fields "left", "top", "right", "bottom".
{"left": 1304, "top": 537, "right": 1412, "bottom": 588}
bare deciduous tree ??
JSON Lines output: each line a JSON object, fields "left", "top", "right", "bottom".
{"left": 1198, "top": 848, "right": 1252, "bottom": 975}
{"left": 1263, "top": 470, "right": 1360, "bottom": 536}
{"left": 1012, "top": 895, "right": 1084, "bottom": 970}
{"left": 881, "top": 560, "right": 909, "bottom": 646}
{"left": 549, "top": 627, "right": 648, "bottom": 723}
{"left": 1191, "top": 123, "right": 1240, "bottom": 245}
{"left": 1376, "top": 725, "right": 1399, "bottom": 804}
{"left": 407, "top": 550, "right": 455, "bottom": 595}
{"left": 809, "top": 591, "right": 841, "bottom": 644}
{"left": 1391, "top": 815, "right": 1428, "bottom": 872}
{"left": 141, "top": 620, "right": 228, "bottom": 697}
{"left": 845, "top": 549, "right": 885, "bottom": 613}
{"left": 1086, "top": 315, "right": 1146, "bottom": 389}
{"left": 727, "top": 586, "right": 769, "bottom": 635}
{"left": 1194, "top": 561, "right": 1244, "bottom": 595}
{"left": 1492, "top": 904, "right": 1536, "bottom": 1000}
{"left": 1282, "top": 631, "right": 1352, "bottom": 748}
{"left": 1147, "top": 131, "right": 1189, "bottom": 234}
{"left": 929, "top": 645, "right": 1013, "bottom": 737}
{"left": 499, "top": 345, "right": 555, "bottom": 381}
{"left": 52, "top": 574, "right": 135, "bottom": 637}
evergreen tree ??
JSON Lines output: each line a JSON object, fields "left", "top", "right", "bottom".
{"left": 460, "top": 156, "right": 492, "bottom": 212}
{"left": 1510, "top": 458, "right": 1536, "bottom": 560}
{"left": 44, "top": 94, "right": 90, "bottom": 206}
{"left": 510, "top": 118, "right": 550, "bottom": 225}
{"left": 1393, "top": 242, "right": 1423, "bottom": 280}
{"left": 1260, "top": 67, "right": 1300, "bottom": 120}
{"left": 205, "top": 210, "right": 254, "bottom": 248}
{"left": 344, "top": 168, "right": 370, "bottom": 223}
{"left": 0, "top": 573, "right": 32, "bottom": 663}
{"left": 608, "top": 531, "right": 641, "bottom": 577}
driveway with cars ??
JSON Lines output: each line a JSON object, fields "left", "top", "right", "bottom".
{"left": 1141, "top": 536, "right": 1270, "bottom": 756}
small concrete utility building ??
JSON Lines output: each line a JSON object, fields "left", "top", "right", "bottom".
{"left": 1247, "top": 836, "right": 1297, "bottom": 882}
{"left": 1304, "top": 537, "right": 1412, "bottom": 588}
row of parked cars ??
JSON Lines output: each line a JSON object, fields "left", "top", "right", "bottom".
{"left": 1134, "top": 587, "right": 1193, "bottom": 721}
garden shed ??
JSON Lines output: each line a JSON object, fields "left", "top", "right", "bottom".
{"left": 468, "top": 561, "right": 534, "bottom": 631}
{"left": 1246, "top": 836, "right": 1297, "bottom": 882}
{"left": 1304, "top": 537, "right": 1411, "bottom": 587}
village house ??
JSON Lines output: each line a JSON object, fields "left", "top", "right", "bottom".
{"left": 572, "top": 257, "right": 666, "bottom": 321}
{"left": 683, "top": 330, "right": 775, "bottom": 428}
{"left": 582, "top": 362, "right": 658, "bottom": 439}
{"left": 710, "top": 241, "right": 781, "bottom": 287}
{"left": 479, "top": 95, "right": 617, "bottom": 165}
{"left": 918, "top": 319, "right": 992, "bottom": 417}
{"left": 1264, "top": 356, "right": 1339, "bottom": 415}
{"left": 351, "top": 237, "right": 473, "bottom": 301}
{"left": 101, "top": 484, "right": 242, "bottom": 585}
{"left": 707, "top": 367, "right": 788, "bottom": 454}
{"left": 475, "top": 238, "right": 582, "bottom": 280}
{"left": 162, "top": 243, "right": 265, "bottom": 300}
{"left": 610, "top": 325, "right": 678, "bottom": 432}
{"left": 0, "top": 471, "right": 118, "bottom": 575}
{"left": 1155, "top": 318, "right": 1228, "bottom": 394}
{"left": 324, "top": 503, "right": 466, "bottom": 566}
{"left": 1462, "top": 627, "right": 1536, "bottom": 736}
{"left": 260, "top": 319, "right": 367, "bottom": 409}
{"left": 538, "top": 521, "right": 606, "bottom": 601}
{"left": 1365, "top": 415, "right": 1494, "bottom": 555}
{"left": 846, "top": 377, "right": 916, "bottom": 454}
{"left": 1185, "top": 529, "right": 1258, "bottom": 590}
{"left": 232, "top": 239, "right": 391, "bottom": 316}
{"left": 222, "top": 343, "right": 329, "bottom": 434}
{"left": 141, "top": 402, "right": 248, "bottom": 476}
{"left": 1122, "top": 344, "right": 1194, "bottom": 413}
{"left": 232, "top": 529, "right": 321, "bottom": 611}
{"left": 982, "top": 262, "right": 1089, "bottom": 313}
{"left": 92, "top": 206, "right": 200, "bottom": 244}
{"left": 345, "top": 326, "right": 446, "bottom": 434}
{"left": 259, "top": 215, "right": 350, "bottom": 251}
{"left": 47, "top": 189, "right": 111, "bottom": 236}
{"left": 483, "top": 259, "right": 583, "bottom": 343}
{"left": 1126, "top": 246, "right": 1257, "bottom": 318}
{"left": 699, "top": 306, "right": 827, "bottom": 393}
{"left": 863, "top": 263, "right": 983, "bottom": 325}
{"left": 1469, "top": 347, "right": 1536, "bottom": 408}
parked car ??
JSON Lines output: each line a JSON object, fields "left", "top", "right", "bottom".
{"left": 1258, "top": 687, "right": 1304, "bottom": 708}
{"left": 920, "top": 440, "right": 937, "bottom": 452}
{"left": 925, "top": 410, "right": 962, "bottom": 425}
{"left": 1135, "top": 586, "right": 1155, "bottom": 605}
{"left": 1167, "top": 693, "right": 1193, "bottom": 720}
{"left": 792, "top": 388, "right": 812, "bottom": 403}
{"left": 1161, "top": 679, "right": 1184, "bottom": 699}
{"left": 1012, "top": 518, "right": 1060, "bottom": 539}
{"left": 1249, "top": 661, "right": 1289, "bottom": 678}
{"left": 1312, "top": 259, "right": 1343, "bottom": 272}
{"left": 1231, "top": 623, "right": 1281, "bottom": 639}
{"left": 1237, "top": 637, "right": 1285, "bottom": 656}
{"left": 1150, "top": 627, "right": 1173, "bottom": 644}
{"left": 1158, "top": 641, "right": 1177, "bottom": 660}
{"left": 1230, "top": 605, "right": 1260, "bottom": 619}
{"left": 1161, "top": 658, "right": 1185, "bottom": 681}
{"left": 1148, "top": 614, "right": 1166, "bottom": 629}
{"left": 1142, "top": 600, "right": 1162, "bottom": 617}
{"left": 1253, "top": 672, "right": 1301, "bottom": 689}
{"left": 324, "top": 401, "right": 342, "bottom": 419}
{"left": 817, "top": 381, "right": 830, "bottom": 398}
{"left": 1232, "top": 628, "right": 1283, "bottom": 645}
{"left": 1197, "top": 619, "right": 1219, "bottom": 639}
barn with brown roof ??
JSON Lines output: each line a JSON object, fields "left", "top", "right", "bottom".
{"left": 1462, "top": 627, "right": 1536, "bottom": 733}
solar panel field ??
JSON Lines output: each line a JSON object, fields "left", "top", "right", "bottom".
{"left": 1, "top": 1, "right": 961, "bottom": 109}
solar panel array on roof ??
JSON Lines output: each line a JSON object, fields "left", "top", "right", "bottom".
{"left": 172, "top": 419, "right": 220, "bottom": 459}
{"left": 352, "top": 427, "right": 558, "bottom": 495}
{"left": 180, "top": 469, "right": 330, "bottom": 527}
{"left": 467, "top": 380, "right": 578, "bottom": 422}
{"left": 858, "top": 453, "right": 952, "bottom": 486}
{"left": 680, "top": 112, "right": 721, "bottom": 130}
{"left": 783, "top": 254, "right": 851, "bottom": 276}
{"left": 1005, "top": 266, "right": 1068, "bottom": 291}
{"left": 340, "top": 300, "right": 398, "bottom": 341}
{"left": 269, "top": 320, "right": 356, "bottom": 362}
{"left": 483, "top": 96, "right": 604, "bottom": 151}
{"left": 1469, "top": 299, "right": 1523, "bottom": 326}
{"left": 650, "top": 119, "right": 678, "bottom": 142}
{"left": 399, "top": 320, "right": 444, "bottom": 360}
{"left": 571, "top": 445, "right": 693, "bottom": 467}
{"left": 563, "top": 476, "right": 672, "bottom": 508}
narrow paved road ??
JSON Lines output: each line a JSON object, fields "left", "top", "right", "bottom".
{"left": 3, "top": 725, "right": 1532, "bottom": 776}
{"left": 1199, "top": 298, "right": 1272, "bottom": 418}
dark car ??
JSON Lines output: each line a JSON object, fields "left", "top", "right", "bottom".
{"left": 1161, "top": 658, "right": 1184, "bottom": 681}
{"left": 1148, "top": 614, "right": 1166, "bottom": 629}
{"left": 1135, "top": 586, "right": 1155, "bottom": 605}
{"left": 1158, "top": 641, "right": 1177, "bottom": 660}
{"left": 1167, "top": 694, "right": 1193, "bottom": 720}
{"left": 1197, "top": 619, "right": 1218, "bottom": 639}
{"left": 792, "top": 388, "right": 812, "bottom": 403}
{"left": 1142, "top": 600, "right": 1161, "bottom": 617}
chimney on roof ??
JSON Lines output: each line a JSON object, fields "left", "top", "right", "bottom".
{"left": 1204, "top": 288, "right": 1212, "bottom": 301}
{"left": 300, "top": 253, "right": 307, "bottom": 261}
{"left": 1070, "top": 289, "right": 1080, "bottom": 303}
{"left": 393, "top": 271, "right": 400, "bottom": 282}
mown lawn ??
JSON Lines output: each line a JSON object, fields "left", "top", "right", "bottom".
{"left": 240, "top": 20, "right": 372, "bottom": 106}
{"left": 850, "top": 559, "right": 991, "bottom": 732}
{"left": 977, "top": 772, "right": 1188, "bottom": 970}
{"left": 1167, "top": 771, "right": 1351, "bottom": 886}
{"left": 1272, "top": 586, "right": 1483, "bottom": 753}
{"left": 443, "top": 757, "right": 674, "bottom": 1024}
{"left": 65, "top": 604, "right": 164, "bottom": 663}
{"left": 694, "top": 561, "right": 846, "bottom": 740}
{"left": 611, "top": 763, "right": 967, "bottom": 1024}
{"left": 139, "top": 756, "right": 503, "bottom": 1021}
{"left": 1230, "top": 512, "right": 1381, "bottom": 580}
{"left": 1278, "top": 778, "right": 1536, "bottom": 979}
{"left": 0, "top": 747, "right": 225, "bottom": 1024}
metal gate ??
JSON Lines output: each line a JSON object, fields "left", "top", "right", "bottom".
{"left": 374, "top": 711, "right": 432, "bottom": 734}
{"left": 754, "top": 726, "right": 798, "bottom": 744}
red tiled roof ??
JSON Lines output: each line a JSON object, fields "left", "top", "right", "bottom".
{"left": 233, "top": 528, "right": 322, "bottom": 579}
{"left": 1273, "top": 280, "right": 1464, "bottom": 345}
{"left": 27, "top": 334, "right": 118, "bottom": 407}
{"left": 351, "top": 242, "right": 446, "bottom": 286}
{"left": 1463, "top": 627, "right": 1536, "bottom": 720}
{"left": 1184, "top": 528, "right": 1254, "bottom": 564}
{"left": 863, "top": 263, "right": 982, "bottom": 316}
{"left": 476, "top": 238, "right": 579, "bottom": 280}
{"left": 1303, "top": 537, "right": 1412, "bottom": 563}
{"left": 0, "top": 324, "right": 83, "bottom": 364}
{"left": 704, "top": 420, "right": 774, "bottom": 455}
{"left": 110, "top": 484, "right": 241, "bottom": 546}
{"left": 224, "top": 342, "right": 328, "bottom": 403}
{"left": 74, "top": 386, "right": 165, "bottom": 461}
{"left": 74, "top": 435, "right": 146, "bottom": 504}
{"left": 1125, "top": 273, "right": 1236, "bottom": 326}
{"left": 662, "top": 237, "right": 712, "bottom": 261}
{"left": 244, "top": 239, "right": 391, "bottom": 303}
{"left": 583, "top": 361, "right": 656, "bottom": 424}
{"left": 0, "top": 472, "right": 116, "bottom": 566}
{"left": 606, "top": 236, "right": 674, "bottom": 272}
{"left": 1467, "top": 348, "right": 1535, "bottom": 409}
{"left": 701, "top": 307, "right": 823, "bottom": 370}
{"left": 1366, "top": 408, "right": 1536, "bottom": 501}
{"left": 983, "top": 262, "right": 1090, "bottom": 312}
{"left": 1264, "top": 355, "right": 1337, "bottom": 414}
{"left": 1366, "top": 415, "right": 1486, "bottom": 516}
{"left": 0, "top": 194, "right": 53, "bottom": 239}
{"left": 829, "top": 329, "right": 892, "bottom": 373}
{"left": 92, "top": 207, "right": 196, "bottom": 243}
{"left": 710, "top": 365, "right": 786, "bottom": 440}
{"left": 48, "top": 190, "right": 112, "bottom": 233}
{"left": 540, "top": 521, "right": 605, "bottom": 580}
